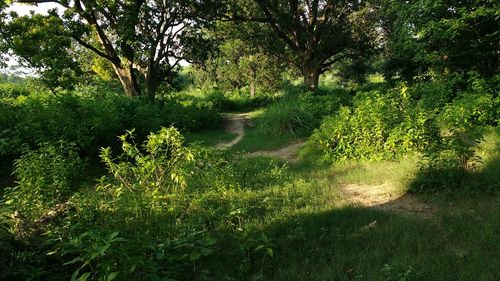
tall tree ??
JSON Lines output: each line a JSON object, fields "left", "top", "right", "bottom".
{"left": 380, "top": 0, "right": 500, "bottom": 81}
{"left": 10, "top": 0, "right": 211, "bottom": 98}
{"left": 227, "top": 0, "right": 377, "bottom": 91}
{"left": 0, "top": 11, "right": 83, "bottom": 90}
{"left": 191, "top": 22, "right": 287, "bottom": 96}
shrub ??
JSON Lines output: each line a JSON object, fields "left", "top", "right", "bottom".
{"left": 310, "top": 88, "right": 440, "bottom": 162}
{"left": 204, "top": 88, "right": 278, "bottom": 112}
{"left": 0, "top": 88, "right": 221, "bottom": 161}
{"left": 99, "top": 127, "right": 195, "bottom": 212}
{"left": 0, "top": 83, "right": 30, "bottom": 98}
{"left": 411, "top": 82, "right": 499, "bottom": 192}
{"left": 441, "top": 92, "right": 499, "bottom": 129}
{"left": 3, "top": 142, "right": 83, "bottom": 219}
{"left": 258, "top": 97, "right": 317, "bottom": 136}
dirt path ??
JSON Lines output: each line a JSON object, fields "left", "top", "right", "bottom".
{"left": 216, "top": 113, "right": 305, "bottom": 162}
{"left": 216, "top": 113, "right": 248, "bottom": 149}
{"left": 341, "top": 182, "right": 435, "bottom": 218}
{"left": 218, "top": 114, "right": 434, "bottom": 217}
{"left": 247, "top": 140, "right": 305, "bottom": 163}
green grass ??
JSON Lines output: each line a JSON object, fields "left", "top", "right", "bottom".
{"left": 230, "top": 125, "right": 302, "bottom": 152}
{"left": 258, "top": 203, "right": 499, "bottom": 281}
{"left": 183, "top": 129, "right": 237, "bottom": 146}
{"left": 2, "top": 111, "right": 498, "bottom": 281}
{"left": 2, "top": 137, "right": 499, "bottom": 280}
{"left": 205, "top": 155, "right": 500, "bottom": 281}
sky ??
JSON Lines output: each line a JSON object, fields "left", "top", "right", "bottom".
{"left": 8, "top": 2, "right": 59, "bottom": 16}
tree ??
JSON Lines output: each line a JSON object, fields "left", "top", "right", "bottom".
{"left": 380, "top": 0, "right": 500, "bottom": 82}
{"left": 192, "top": 33, "right": 286, "bottom": 96}
{"left": 227, "top": 0, "right": 377, "bottom": 91}
{"left": 0, "top": 10, "right": 83, "bottom": 90}
{"left": 10, "top": 0, "right": 212, "bottom": 98}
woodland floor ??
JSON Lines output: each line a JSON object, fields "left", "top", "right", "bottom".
{"left": 216, "top": 113, "right": 438, "bottom": 219}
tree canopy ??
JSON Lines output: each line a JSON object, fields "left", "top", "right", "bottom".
{"left": 4, "top": 0, "right": 214, "bottom": 97}
{"left": 222, "top": 0, "right": 379, "bottom": 90}
{"left": 0, "top": 0, "right": 498, "bottom": 95}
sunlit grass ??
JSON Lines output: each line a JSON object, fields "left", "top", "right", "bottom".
{"left": 183, "top": 129, "right": 237, "bottom": 146}
{"left": 230, "top": 125, "right": 301, "bottom": 152}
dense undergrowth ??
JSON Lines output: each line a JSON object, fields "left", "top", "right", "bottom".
{"left": 0, "top": 85, "right": 220, "bottom": 175}
{"left": 0, "top": 74, "right": 499, "bottom": 280}
{"left": 309, "top": 75, "right": 499, "bottom": 192}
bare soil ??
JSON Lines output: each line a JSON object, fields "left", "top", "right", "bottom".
{"left": 247, "top": 140, "right": 305, "bottom": 163}
{"left": 341, "top": 183, "right": 435, "bottom": 218}
{"left": 216, "top": 113, "right": 248, "bottom": 149}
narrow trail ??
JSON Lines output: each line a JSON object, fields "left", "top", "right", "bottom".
{"left": 217, "top": 113, "right": 434, "bottom": 218}
{"left": 247, "top": 140, "right": 305, "bottom": 163}
{"left": 215, "top": 113, "right": 248, "bottom": 149}
{"left": 216, "top": 113, "right": 305, "bottom": 162}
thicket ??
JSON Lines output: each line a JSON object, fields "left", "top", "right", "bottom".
{"left": 0, "top": 86, "right": 220, "bottom": 160}
{"left": 310, "top": 73, "right": 499, "bottom": 191}
{"left": 0, "top": 127, "right": 303, "bottom": 280}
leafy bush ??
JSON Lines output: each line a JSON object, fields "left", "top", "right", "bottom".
{"left": 0, "top": 83, "right": 31, "bottom": 98}
{"left": 99, "top": 127, "right": 194, "bottom": 205}
{"left": 441, "top": 92, "right": 499, "bottom": 129}
{"left": 3, "top": 142, "right": 83, "bottom": 219}
{"left": 310, "top": 88, "right": 440, "bottom": 162}
{"left": 0, "top": 87, "right": 220, "bottom": 160}
{"left": 258, "top": 97, "right": 317, "bottom": 136}
{"left": 204, "top": 88, "right": 278, "bottom": 112}
{"left": 411, "top": 80, "right": 499, "bottom": 192}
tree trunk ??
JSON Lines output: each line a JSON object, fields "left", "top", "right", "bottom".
{"left": 249, "top": 80, "right": 255, "bottom": 98}
{"left": 249, "top": 68, "right": 256, "bottom": 98}
{"left": 113, "top": 65, "right": 140, "bottom": 97}
{"left": 302, "top": 64, "right": 321, "bottom": 91}
{"left": 146, "top": 77, "right": 160, "bottom": 101}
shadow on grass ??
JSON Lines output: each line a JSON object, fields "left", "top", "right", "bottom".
{"left": 222, "top": 201, "right": 499, "bottom": 281}
{"left": 409, "top": 128, "right": 500, "bottom": 194}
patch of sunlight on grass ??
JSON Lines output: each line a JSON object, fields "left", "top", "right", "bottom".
{"left": 184, "top": 129, "right": 237, "bottom": 146}
{"left": 230, "top": 125, "right": 301, "bottom": 153}
{"left": 329, "top": 157, "right": 419, "bottom": 191}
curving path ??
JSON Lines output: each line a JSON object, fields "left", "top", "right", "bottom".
{"left": 215, "top": 113, "right": 305, "bottom": 162}
{"left": 215, "top": 113, "right": 248, "bottom": 149}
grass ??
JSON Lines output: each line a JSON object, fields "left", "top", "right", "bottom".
{"left": 2, "top": 128, "right": 499, "bottom": 280}
{"left": 183, "top": 129, "right": 237, "bottom": 146}
{"left": 259, "top": 204, "right": 499, "bottom": 281}
{"left": 204, "top": 155, "right": 500, "bottom": 281}
{"left": 230, "top": 125, "right": 302, "bottom": 152}
{"left": 2, "top": 91, "right": 498, "bottom": 280}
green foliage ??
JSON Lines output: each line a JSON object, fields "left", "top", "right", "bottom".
{"left": 0, "top": 11, "right": 83, "bottom": 90}
{"left": 99, "top": 127, "right": 194, "bottom": 202}
{"left": 191, "top": 37, "right": 286, "bottom": 93}
{"left": 61, "top": 230, "right": 128, "bottom": 281}
{"left": 441, "top": 90, "right": 499, "bottom": 130}
{"left": 258, "top": 97, "right": 316, "bottom": 136}
{"left": 0, "top": 87, "right": 220, "bottom": 160}
{"left": 3, "top": 142, "right": 83, "bottom": 219}
{"left": 258, "top": 91, "right": 350, "bottom": 136}
{"left": 411, "top": 78, "right": 499, "bottom": 192}
{"left": 310, "top": 88, "right": 440, "bottom": 162}
{"left": 381, "top": 0, "right": 500, "bottom": 80}
{"left": 0, "top": 82, "right": 30, "bottom": 98}
{"left": 205, "top": 88, "right": 279, "bottom": 112}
